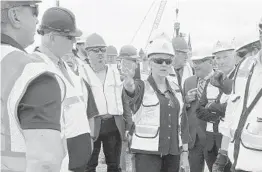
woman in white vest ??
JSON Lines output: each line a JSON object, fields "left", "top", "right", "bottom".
{"left": 123, "top": 34, "right": 190, "bottom": 172}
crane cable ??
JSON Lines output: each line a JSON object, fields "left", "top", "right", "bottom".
{"left": 129, "top": 0, "right": 157, "bottom": 44}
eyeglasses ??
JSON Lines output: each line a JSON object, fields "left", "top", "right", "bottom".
{"left": 152, "top": 58, "right": 172, "bottom": 65}
{"left": 87, "top": 47, "right": 107, "bottom": 53}
{"left": 53, "top": 32, "right": 75, "bottom": 41}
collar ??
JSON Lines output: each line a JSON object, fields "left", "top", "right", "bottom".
{"left": 147, "top": 75, "right": 173, "bottom": 95}
{"left": 204, "top": 70, "right": 214, "bottom": 80}
{"left": 36, "top": 45, "right": 60, "bottom": 65}
{"left": 1, "top": 34, "right": 26, "bottom": 52}
{"left": 255, "top": 50, "right": 262, "bottom": 67}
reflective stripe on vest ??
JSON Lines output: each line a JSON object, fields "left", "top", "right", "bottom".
{"left": 1, "top": 44, "right": 65, "bottom": 172}
{"left": 130, "top": 79, "right": 184, "bottom": 152}
{"left": 82, "top": 64, "right": 123, "bottom": 116}
{"left": 32, "top": 51, "right": 91, "bottom": 138}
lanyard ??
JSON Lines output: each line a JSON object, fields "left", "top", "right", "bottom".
{"left": 232, "top": 62, "right": 262, "bottom": 170}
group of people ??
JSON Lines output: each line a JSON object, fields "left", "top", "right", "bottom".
{"left": 1, "top": 1, "right": 262, "bottom": 172}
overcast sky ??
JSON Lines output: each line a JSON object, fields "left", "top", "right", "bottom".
{"left": 27, "top": 0, "right": 262, "bottom": 55}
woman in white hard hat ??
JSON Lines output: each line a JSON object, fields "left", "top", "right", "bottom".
{"left": 123, "top": 35, "right": 190, "bottom": 172}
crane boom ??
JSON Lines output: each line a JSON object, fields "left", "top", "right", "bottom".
{"left": 145, "top": 0, "right": 167, "bottom": 50}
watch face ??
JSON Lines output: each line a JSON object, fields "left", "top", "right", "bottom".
{"left": 120, "top": 59, "right": 136, "bottom": 77}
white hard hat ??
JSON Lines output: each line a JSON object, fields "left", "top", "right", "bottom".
{"left": 235, "top": 40, "right": 260, "bottom": 52}
{"left": 76, "top": 36, "right": 86, "bottom": 44}
{"left": 212, "top": 40, "right": 235, "bottom": 54}
{"left": 191, "top": 55, "right": 214, "bottom": 61}
{"left": 147, "top": 34, "right": 174, "bottom": 57}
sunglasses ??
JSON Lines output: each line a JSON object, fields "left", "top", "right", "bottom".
{"left": 152, "top": 58, "right": 172, "bottom": 65}
{"left": 87, "top": 47, "right": 107, "bottom": 53}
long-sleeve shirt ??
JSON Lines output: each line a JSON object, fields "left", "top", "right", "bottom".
{"left": 124, "top": 75, "right": 189, "bottom": 155}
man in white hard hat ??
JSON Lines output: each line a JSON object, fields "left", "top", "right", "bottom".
{"left": 171, "top": 36, "right": 194, "bottom": 89}
{"left": 0, "top": 1, "right": 68, "bottom": 172}
{"left": 235, "top": 40, "right": 261, "bottom": 64}
{"left": 196, "top": 40, "right": 237, "bottom": 172}
{"left": 183, "top": 55, "right": 215, "bottom": 172}
{"left": 83, "top": 33, "right": 132, "bottom": 172}
{"left": 33, "top": 7, "right": 96, "bottom": 172}
{"left": 212, "top": 17, "right": 262, "bottom": 172}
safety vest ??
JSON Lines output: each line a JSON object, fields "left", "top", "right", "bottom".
{"left": 33, "top": 51, "right": 91, "bottom": 138}
{"left": 130, "top": 78, "right": 184, "bottom": 152}
{"left": 1, "top": 45, "right": 66, "bottom": 172}
{"left": 81, "top": 64, "right": 124, "bottom": 116}
{"left": 220, "top": 55, "right": 262, "bottom": 171}
{"left": 205, "top": 82, "right": 221, "bottom": 133}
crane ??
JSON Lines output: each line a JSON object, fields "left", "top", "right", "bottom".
{"left": 144, "top": 0, "right": 167, "bottom": 51}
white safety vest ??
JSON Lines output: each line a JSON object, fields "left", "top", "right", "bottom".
{"left": 33, "top": 52, "right": 91, "bottom": 172}
{"left": 1, "top": 45, "right": 66, "bottom": 172}
{"left": 130, "top": 78, "right": 184, "bottom": 152}
{"left": 220, "top": 54, "right": 262, "bottom": 171}
{"left": 205, "top": 83, "right": 221, "bottom": 133}
{"left": 81, "top": 64, "right": 124, "bottom": 116}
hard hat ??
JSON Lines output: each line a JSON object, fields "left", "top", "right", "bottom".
{"left": 147, "top": 38, "right": 174, "bottom": 57}
{"left": 38, "top": 7, "right": 82, "bottom": 37}
{"left": 236, "top": 40, "right": 260, "bottom": 52}
{"left": 1, "top": 0, "right": 41, "bottom": 10}
{"left": 106, "top": 45, "right": 118, "bottom": 56}
{"left": 119, "top": 45, "right": 139, "bottom": 61}
{"left": 172, "top": 36, "right": 189, "bottom": 53}
{"left": 84, "top": 33, "right": 106, "bottom": 49}
{"left": 212, "top": 40, "right": 235, "bottom": 54}
{"left": 139, "top": 48, "right": 145, "bottom": 57}
{"left": 191, "top": 55, "right": 214, "bottom": 62}
{"left": 76, "top": 37, "right": 86, "bottom": 44}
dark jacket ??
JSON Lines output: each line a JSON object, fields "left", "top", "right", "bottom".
{"left": 183, "top": 76, "right": 207, "bottom": 149}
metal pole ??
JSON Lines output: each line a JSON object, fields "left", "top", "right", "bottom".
{"left": 56, "top": 0, "right": 60, "bottom": 7}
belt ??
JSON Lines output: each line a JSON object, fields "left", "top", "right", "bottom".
{"left": 100, "top": 114, "right": 113, "bottom": 120}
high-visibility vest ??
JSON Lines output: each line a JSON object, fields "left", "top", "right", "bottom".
{"left": 1, "top": 45, "right": 66, "bottom": 172}
{"left": 205, "top": 82, "right": 221, "bottom": 132}
{"left": 81, "top": 64, "right": 124, "bottom": 116}
{"left": 130, "top": 78, "right": 184, "bottom": 152}
{"left": 33, "top": 51, "right": 92, "bottom": 172}
{"left": 33, "top": 51, "right": 91, "bottom": 139}
{"left": 220, "top": 54, "right": 262, "bottom": 171}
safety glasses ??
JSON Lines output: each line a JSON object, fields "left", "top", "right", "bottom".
{"left": 87, "top": 47, "right": 107, "bottom": 53}
{"left": 152, "top": 58, "right": 172, "bottom": 65}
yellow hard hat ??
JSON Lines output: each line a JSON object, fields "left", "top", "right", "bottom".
{"left": 172, "top": 36, "right": 189, "bottom": 53}
{"left": 85, "top": 33, "right": 106, "bottom": 49}
{"left": 106, "top": 45, "right": 118, "bottom": 56}
{"left": 119, "top": 45, "right": 139, "bottom": 61}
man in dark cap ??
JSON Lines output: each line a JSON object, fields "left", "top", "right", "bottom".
{"left": 33, "top": 7, "right": 97, "bottom": 172}
{"left": 1, "top": 1, "right": 67, "bottom": 172}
